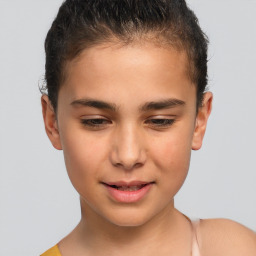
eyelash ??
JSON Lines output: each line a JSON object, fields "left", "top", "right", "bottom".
{"left": 145, "top": 118, "right": 175, "bottom": 128}
{"left": 81, "top": 118, "right": 111, "bottom": 128}
{"left": 80, "top": 118, "right": 175, "bottom": 129}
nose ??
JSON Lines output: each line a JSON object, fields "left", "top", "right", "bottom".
{"left": 110, "top": 124, "right": 146, "bottom": 170}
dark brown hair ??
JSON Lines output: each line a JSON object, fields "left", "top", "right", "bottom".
{"left": 43, "top": 0, "right": 208, "bottom": 112}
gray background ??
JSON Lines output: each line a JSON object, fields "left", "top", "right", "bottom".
{"left": 0, "top": 0, "right": 255, "bottom": 255}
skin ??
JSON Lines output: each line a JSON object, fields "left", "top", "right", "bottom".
{"left": 42, "top": 42, "right": 256, "bottom": 256}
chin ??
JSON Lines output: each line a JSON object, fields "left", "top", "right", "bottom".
{"left": 111, "top": 218, "right": 149, "bottom": 228}
{"left": 104, "top": 208, "right": 155, "bottom": 228}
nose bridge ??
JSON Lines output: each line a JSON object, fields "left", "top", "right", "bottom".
{"left": 110, "top": 122, "right": 146, "bottom": 170}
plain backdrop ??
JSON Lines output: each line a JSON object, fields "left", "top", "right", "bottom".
{"left": 0, "top": 0, "right": 255, "bottom": 255}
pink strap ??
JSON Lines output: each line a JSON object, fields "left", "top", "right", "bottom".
{"left": 191, "top": 219, "right": 201, "bottom": 256}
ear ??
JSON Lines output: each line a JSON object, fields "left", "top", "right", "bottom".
{"left": 192, "top": 92, "right": 213, "bottom": 150}
{"left": 41, "top": 95, "right": 62, "bottom": 150}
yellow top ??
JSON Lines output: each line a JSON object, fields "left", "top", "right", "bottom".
{"left": 40, "top": 245, "right": 61, "bottom": 256}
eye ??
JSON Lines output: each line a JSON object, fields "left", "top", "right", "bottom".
{"left": 145, "top": 118, "right": 175, "bottom": 128}
{"left": 80, "top": 118, "right": 112, "bottom": 129}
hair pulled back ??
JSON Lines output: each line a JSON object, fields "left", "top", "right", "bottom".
{"left": 44, "top": 0, "right": 208, "bottom": 112}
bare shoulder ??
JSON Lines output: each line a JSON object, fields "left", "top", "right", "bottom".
{"left": 198, "top": 218, "right": 256, "bottom": 256}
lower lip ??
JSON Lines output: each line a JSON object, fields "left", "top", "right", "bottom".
{"left": 104, "top": 183, "right": 153, "bottom": 203}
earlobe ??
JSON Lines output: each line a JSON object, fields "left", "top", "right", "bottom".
{"left": 192, "top": 92, "right": 213, "bottom": 150}
{"left": 41, "top": 95, "right": 62, "bottom": 150}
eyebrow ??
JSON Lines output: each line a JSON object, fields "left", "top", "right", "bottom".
{"left": 139, "top": 98, "right": 185, "bottom": 111}
{"left": 70, "top": 98, "right": 118, "bottom": 111}
{"left": 70, "top": 98, "right": 185, "bottom": 112}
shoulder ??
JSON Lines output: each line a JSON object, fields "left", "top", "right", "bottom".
{"left": 198, "top": 218, "right": 256, "bottom": 256}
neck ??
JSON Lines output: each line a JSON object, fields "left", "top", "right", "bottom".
{"left": 71, "top": 199, "right": 188, "bottom": 256}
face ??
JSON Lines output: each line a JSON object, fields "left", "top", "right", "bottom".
{"left": 42, "top": 42, "right": 212, "bottom": 227}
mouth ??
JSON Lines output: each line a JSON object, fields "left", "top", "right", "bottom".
{"left": 106, "top": 184, "right": 149, "bottom": 191}
{"left": 102, "top": 181, "right": 154, "bottom": 203}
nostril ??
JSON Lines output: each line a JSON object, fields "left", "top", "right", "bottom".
{"left": 134, "top": 163, "right": 143, "bottom": 168}
{"left": 114, "top": 163, "right": 123, "bottom": 168}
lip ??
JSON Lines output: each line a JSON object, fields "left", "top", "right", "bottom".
{"left": 102, "top": 181, "right": 154, "bottom": 203}
{"left": 105, "top": 180, "right": 151, "bottom": 187}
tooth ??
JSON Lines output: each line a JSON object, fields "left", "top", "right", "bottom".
{"left": 116, "top": 185, "right": 144, "bottom": 191}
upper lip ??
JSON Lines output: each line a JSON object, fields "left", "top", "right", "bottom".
{"left": 102, "top": 181, "right": 154, "bottom": 187}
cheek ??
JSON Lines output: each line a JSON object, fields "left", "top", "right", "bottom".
{"left": 152, "top": 128, "right": 192, "bottom": 168}
{"left": 60, "top": 129, "right": 107, "bottom": 193}
{"left": 150, "top": 127, "right": 193, "bottom": 192}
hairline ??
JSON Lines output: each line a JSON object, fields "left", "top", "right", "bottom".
{"left": 59, "top": 34, "right": 196, "bottom": 99}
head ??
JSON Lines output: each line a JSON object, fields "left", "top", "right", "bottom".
{"left": 42, "top": 0, "right": 212, "bottom": 227}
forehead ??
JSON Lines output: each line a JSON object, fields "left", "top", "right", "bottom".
{"left": 60, "top": 42, "right": 196, "bottom": 107}
{"left": 67, "top": 42, "right": 190, "bottom": 80}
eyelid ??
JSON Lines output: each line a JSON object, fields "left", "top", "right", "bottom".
{"left": 79, "top": 115, "right": 176, "bottom": 130}
{"left": 147, "top": 114, "right": 175, "bottom": 118}
{"left": 145, "top": 115, "right": 176, "bottom": 120}
{"left": 81, "top": 114, "right": 108, "bottom": 118}
{"left": 144, "top": 116, "right": 176, "bottom": 128}
{"left": 80, "top": 115, "right": 112, "bottom": 129}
